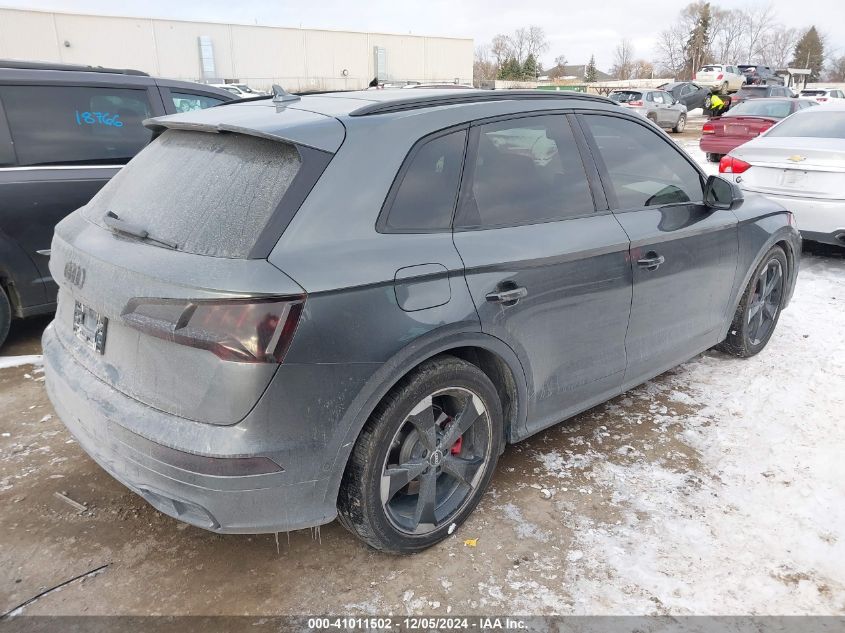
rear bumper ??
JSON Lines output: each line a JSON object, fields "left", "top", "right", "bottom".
{"left": 699, "top": 136, "right": 744, "bottom": 155}
{"left": 739, "top": 189, "right": 845, "bottom": 236}
{"left": 42, "top": 324, "right": 337, "bottom": 534}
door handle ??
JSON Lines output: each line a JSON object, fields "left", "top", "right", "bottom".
{"left": 485, "top": 286, "right": 528, "bottom": 305}
{"left": 637, "top": 252, "right": 665, "bottom": 271}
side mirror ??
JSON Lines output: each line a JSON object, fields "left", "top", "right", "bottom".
{"left": 705, "top": 174, "right": 743, "bottom": 210}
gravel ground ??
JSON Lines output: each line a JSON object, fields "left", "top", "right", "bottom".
{"left": 1, "top": 130, "right": 843, "bottom": 616}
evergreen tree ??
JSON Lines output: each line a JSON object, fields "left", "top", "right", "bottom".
{"left": 585, "top": 55, "right": 598, "bottom": 83}
{"left": 792, "top": 26, "right": 825, "bottom": 82}
{"left": 523, "top": 53, "right": 539, "bottom": 80}
{"left": 685, "top": 2, "right": 712, "bottom": 80}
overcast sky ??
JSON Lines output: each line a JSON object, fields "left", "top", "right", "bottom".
{"left": 6, "top": 0, "right": 845, "bottom": 70}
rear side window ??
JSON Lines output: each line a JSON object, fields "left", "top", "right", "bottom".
{"left": 83, "top": 130, "right": 301, "bottom": 258}
{"left": 455, "top": 114, "right": 594, "bottom": 229}
{"left": 582, "top": 115, "right": 703, "bottom": 209}
{"left": 170, "top": 92, "right": 225, "bottom": 112}
{"left": 381, "top": 129, "right": 467, "bottom": 232}
{"left": 0, "top": 85, "right": 152, "bottom": 166}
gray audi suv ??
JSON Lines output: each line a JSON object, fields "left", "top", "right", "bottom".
{"left": 43, "top": 89, "right": 800, "bottom": 553}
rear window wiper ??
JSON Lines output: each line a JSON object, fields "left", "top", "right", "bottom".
{"left": 103, "top": 211, "right": 178, "bottom": 250}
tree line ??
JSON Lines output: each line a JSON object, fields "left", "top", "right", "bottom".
{"left": 654, "top": 1, "right": 840, "bottom": 82}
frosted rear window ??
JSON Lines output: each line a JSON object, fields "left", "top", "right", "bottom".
{"left": 84, "top": 129, "right": 300, "bottom": 258}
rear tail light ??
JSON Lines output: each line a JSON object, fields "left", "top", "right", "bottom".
{"left": 719, "top": 155, "right": 751, "bottom": 174}
{"left": 702, "top": 121, "right": 715, "bottom": 134}
{"left": 818, "top": 97, "right": 828, "bottom": 102}
{"left": 122, "top": 296, "right": 304, "bottom": 363}
{"left": 757, "top": 120, "right": 775, "bottom": 135}
{"left": 717, "top": 73, "right": 724, "bottom": 80}
{"left": 628, "top": 100, "right": 643, "bottom": 107}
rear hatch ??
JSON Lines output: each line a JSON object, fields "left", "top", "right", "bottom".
{"left": 733, "top": 137, "right": 845, "bottom": 199}
{"left": 50, "top": 110, "right": 340, "bottom": 425}
{"left": 609, "top": 91, "right": 644, "bottom": 107}
{"left": 695, "top": 65, "right": 725, "bottom": 83}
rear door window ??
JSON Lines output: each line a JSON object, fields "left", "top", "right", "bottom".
{"left": 83, "top": 129, "right": 302, "bottom": 258}
{"left": 580, "top": 114, "right": 703, "bottom": 210}
{"left": 380, "top": 129, "right": 467, "bottom": 232}
{"left": 169, "top": 91, "right": 226, "bottom": 112}
{"left": 0, "top": 85, "right": 153, "bottom": 166}
{"left": 455, "top": 114, "right": 594, "bottom": 229}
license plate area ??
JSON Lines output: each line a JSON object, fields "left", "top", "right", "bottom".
{"left": 73, "top": 301, "right": 108, "bottom": 354}
{"left": 779, "top": 169, "right": 807, "bottom": 186}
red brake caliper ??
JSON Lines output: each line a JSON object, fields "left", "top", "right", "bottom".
{"left": 450, "top": 435, "right": 463, "bottom": 455}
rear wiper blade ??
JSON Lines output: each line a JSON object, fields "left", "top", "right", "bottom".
{"left": 103, "top": 212, "right": 178, "bottom": 250}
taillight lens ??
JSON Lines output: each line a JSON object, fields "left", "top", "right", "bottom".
{"left": 628, "top": 100, "right": 643, "bottom": 107}
{"left": 122, "top": 296, "right": 304, "bottom": 363}
{"left": 818, "top": 97, "right": 828, "bottom": 102}
{"left": 757, "top": 120, "right": 774, "bottom": 135}
{"left": 717, "top": 73, "right": 724, "bottom": 80}
{"left": 702, "top": 121, "right": 715, "bottom": 134}
{"left": 719, "top": 155, "right": 752, "bottom": 174}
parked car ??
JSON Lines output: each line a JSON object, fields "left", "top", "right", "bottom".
{"left": 209, "top": 83, "right": 266, "bottom": 97}
{"left": 700, "top": 97, "right": 817, "bottom": 162}
{"left": 0, "top": 60, "right": 235, "bottom": 348}
{"left": 694, "top": 64, "right": 746, "bottom": 93}
{"left": 720, "top": 101, "right": 845, "bottom": 247}
{"left": 43, "top": 89, "right": 800, "bottom": 553}
{"left": 738, "top": 64, "right": 784, "bottom": 86}
{"left": 608, "top": 89, "right": 688, "bottom": 132}
{"left": 658, "top": 81, "right": 710, "bottom": 110}
{"left": 799, "top": 87, "right": 845, "bottom": 104}
{"left": 731, "top": 84, "right": 794, "bottom": 106}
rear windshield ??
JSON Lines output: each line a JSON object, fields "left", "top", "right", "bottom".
{"left": 765, "top": 111, "right": 845, "bottom": 139}
{"left": 609, "top": 91, "right": 642, "bottom": 103}
{"left": 700, "top": 66, "right": 723, "bottom": 72}
{"left": 736, "top": 87, "right": 768, "bottom": 98}
{"left": 738, "top": 66, "right": 757, "bottom": 73}
{"left": 800, "top": 90, "right": 825, "bottom": 96}
{"left": 83, "top": 130, "right": 301, "bottom": 258}
{"left": 725, "top": 100, "right": 792, "bottom": 118}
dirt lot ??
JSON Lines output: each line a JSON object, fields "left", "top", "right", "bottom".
{"left": 1, "top": 247, "right": 844, "bottom": 618}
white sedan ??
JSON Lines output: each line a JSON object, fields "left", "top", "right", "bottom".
{"left": 719, "top": 102, "right": 845, "bottom": 247}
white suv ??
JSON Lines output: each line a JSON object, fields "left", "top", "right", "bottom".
{"left": 799, "top": 88, "right": 845, "bottom": 104}
{"left": 694, "top": 65, "right": 745, "bottom": 93}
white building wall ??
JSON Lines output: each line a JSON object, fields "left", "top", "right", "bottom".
{"left": 0, "top": 8, "right": 473, "bottom": 91}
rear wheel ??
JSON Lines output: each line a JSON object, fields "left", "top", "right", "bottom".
{"left": 718, "top": 246, "right": 788, "bottom": 357}
{"left": 0, "top": 286, "right": 10, "bottom": 350}
{"left": 337, "top": 356, "right": 503, "bottom": 553}
{"left": 720, "top": 81, "right": 729, "bottom": 94}
{"left": 672, "top": 113, "right": 686, "bottom": 133}
{"left": 706, "top": 152, "right": 722, "bottom": 163}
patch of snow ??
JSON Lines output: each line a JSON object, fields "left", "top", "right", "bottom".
{"left": 0, "top": 355, "right": 43, "bottom": 370}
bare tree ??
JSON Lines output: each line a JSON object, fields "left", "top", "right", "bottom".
{"left": 612, "top": 39, "right": 635, "bottom": 79}
{"left": 758, "top": 26, "right": 800, "bottom": 68}
{"left": 826, "top": 55, "right": 845, "bottom": 82}
{"left": 473, "top": 45, "right": 497, "bottom": 84}
{"left": 488, "top": 26, "right": 549, "bottom": 67}
{"left": 655, "top": 23, "right": 687, "bottom": 78}
{"left": 490, "top": 34, "right": 511, "bottom": 67}
{"left": 631, "top": 59, "right": 655, "bottom": 79}
{"left": 710, "top": 8, "right": 746, "bottom": 63}
{"left": 741, "top": 2, "right": 777, "bottom": 63}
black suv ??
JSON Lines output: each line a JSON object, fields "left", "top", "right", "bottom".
{"left": 738, "top": 64, "right": 784, "bottom": 86}
{"left": 0, "top": 61, "right": 235, "bottom": 347}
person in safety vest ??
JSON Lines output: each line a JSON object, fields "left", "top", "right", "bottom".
{"left": 704, "top": 91, "right": 731, "bottom": 117}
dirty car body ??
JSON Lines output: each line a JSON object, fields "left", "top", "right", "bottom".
{"left": 43, "top": 89, "right": 801, "bottom": 548}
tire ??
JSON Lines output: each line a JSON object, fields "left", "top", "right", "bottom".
{"left": 672, "top": 113, "right": 686, "bottom": 133}
{"left": 706, "top": 153, "right": 722, "bottom": 163}
{"left": 337, "top": 355, "right": 503, "bottom": 553}
{"left": 718, "top": 246, "right": 788, "bottom": 358}
{"left": 0, "top": 286, "right": 10, "bottom": 350}
{"left": 720, "top": 81, "right": 729, "bottom": 95}
{"left": 646, "top": 113, "right": 658, "bottom": 126}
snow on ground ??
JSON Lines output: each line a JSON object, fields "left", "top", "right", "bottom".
{"left": 491, "top": 255, "right": 845, "bottom": 614}
{"left": 0, "top": 355, "right": 43, "bottom": 370}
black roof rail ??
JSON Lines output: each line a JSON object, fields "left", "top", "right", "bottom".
{"left": 348, "top": 90, "right": 612, "bottom": 117}
{"left": 0, "top": 59, "right": 149, "bottom": 76}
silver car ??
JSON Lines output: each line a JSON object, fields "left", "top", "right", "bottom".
{"left": 609, "top": 89, "right": 688, "bottom": 133}
{"left": 720, "top": 101, "right": 845, "bottom": 247}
